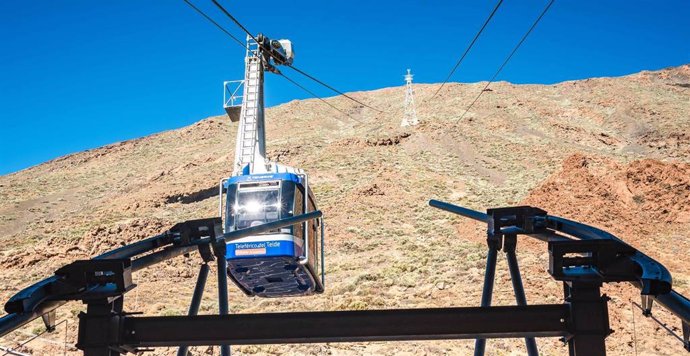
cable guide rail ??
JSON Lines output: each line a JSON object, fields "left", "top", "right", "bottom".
{"left": 0, "top": 211, "right": 321, "bottom": 336}
{"left": 429, "top": 199, "right": 690, "bottom": 354}
{"left": 1, "top": 202, "right": 689, "bottom": 355}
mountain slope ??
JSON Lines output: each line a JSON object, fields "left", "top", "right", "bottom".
{"left": 0, "top": 65, "right": 689, "bottom": 355}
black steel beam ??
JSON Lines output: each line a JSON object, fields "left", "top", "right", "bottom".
{"left": 116, "top": 305, "right": 570, "bottom": 347}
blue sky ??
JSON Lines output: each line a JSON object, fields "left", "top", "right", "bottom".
{"left": 1, "top": 0, "right": 688, "bottom": 175}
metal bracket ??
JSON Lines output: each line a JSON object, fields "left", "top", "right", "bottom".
{"left": 169, "top": 218, "right": 222, "bottom": 246}
{"left": 197, "top": 242, "right": 215, "bottom": 263}
{"left": 168, "top": 217, "right": 221, "bottom": 263}
{"left": 641, "top": 295, "right": 654, "bottom": 316}
{"left": 211, "top": 236, "right": 227, "bottom": 260}
{"left": 53, "top": 259, "right": 135, "bottom": 302}
{"left": 40, "top": 310, "right": 56, "bottom": 332}
{"left": 486, "top": 206, "right": 548, "bottom": 236}
{"left": 548, "top": 239, "right": 636, "bottom": 282}
{"left": 683, "top": 321, "right": 689, "bottom": 351}
{"left": 485, "top": 206, "right": 547, "bottom": 251}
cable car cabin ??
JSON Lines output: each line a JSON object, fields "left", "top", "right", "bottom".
{"left": 221, "top": 172, "right": 324, "bottom": 297}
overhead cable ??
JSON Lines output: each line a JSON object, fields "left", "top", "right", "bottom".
{"left": 278, "top": 72, "right": 362, "bottom": 123}
{"left": 210, "top": 0, "right": 385, "bottom": 113}
{"left": 429, "top": 0, "right": 505, "bottom": 100}
{"left": 457, "top": 0, "right": 555, "bottom": 123}
{"left": 182, "top": 0, "right": 248, "bottom": 50}
{"left": 183, "top": 0, "right": 360, "bottom": 121}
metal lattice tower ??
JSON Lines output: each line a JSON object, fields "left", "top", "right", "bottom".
{"left": 401, "top": 69, "right": 419, "bottom": 127}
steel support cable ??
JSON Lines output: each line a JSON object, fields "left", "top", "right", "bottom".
{"left": 210, "top": 0, "right": 385, "bottom": 113}
{"left": 1, "top": 320, "right": 67, "bottom": 356}
{"left": 210, "top": 0, "right": 261, "bottom": 45}
{"left": 182, "top": 0, "right": 249, "bottom": 50}
{"left": 283, "top": 65, "right": 384, "bottom": 113}
{"left": 456, "top": 0, "right": 555, "bottom": 123}
{"left": 429, "top": 0, "right": 505, "bottom": 101}
{"left": 278, "top": 73, "right": 362, "bottom": 124}
{"left": 183, "top": 0, "right": 367, "bottom": 122}
{"left": 631, "top": 301, "right": 688, "bottom": 347}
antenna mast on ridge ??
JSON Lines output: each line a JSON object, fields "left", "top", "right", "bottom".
{"left": 401, "top": 69, "right": 419, "bottom": 127}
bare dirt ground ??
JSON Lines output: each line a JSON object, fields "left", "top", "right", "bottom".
{"left": 0, "top": 65, "right": 689, "bottom": 355}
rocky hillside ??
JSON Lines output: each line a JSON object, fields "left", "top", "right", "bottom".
{"left": 0, "top": 65, "right": 689, "bottom": 355}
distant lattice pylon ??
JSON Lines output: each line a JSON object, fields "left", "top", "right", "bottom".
{"left": 401, "top": 69, "right": 419, "bottom": 127}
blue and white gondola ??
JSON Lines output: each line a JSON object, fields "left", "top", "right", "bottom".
{"left": 220, "top": 172, "right": 324, "bottom": 297}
